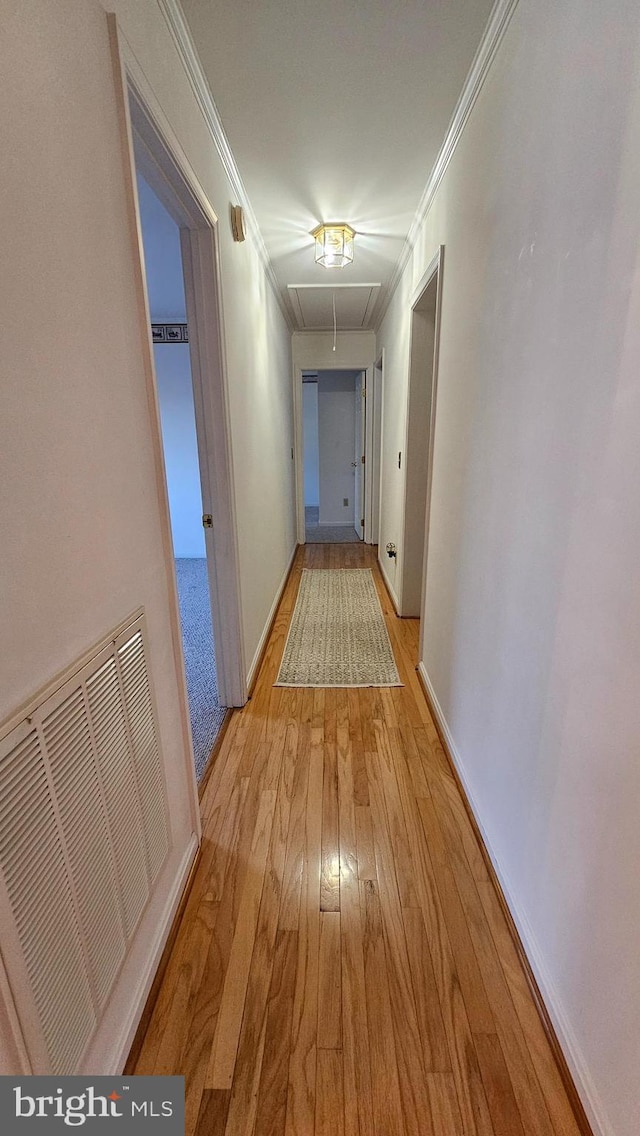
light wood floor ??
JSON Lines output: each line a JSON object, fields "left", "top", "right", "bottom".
{"left": 132, "top": 543, "right": 582, "bottom": 1136}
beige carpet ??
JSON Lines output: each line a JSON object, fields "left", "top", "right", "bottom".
{"left": 275, "top": 569, "right": 402, "bottom": 688}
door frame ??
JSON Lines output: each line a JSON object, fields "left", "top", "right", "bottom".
{"left": 399, "top": 246, "right": 445, "bottom": 621}
{"left": 109, "top": 19, "right": 247, "bottom": 734}
{"left": 293, "top": 363, "right": 379, "bottom": 544}
{"left": 354, "top": 370, "right": 366, "bottom": 539}
{"left": 366, "top": 351, "right": 384, "bottom": 546}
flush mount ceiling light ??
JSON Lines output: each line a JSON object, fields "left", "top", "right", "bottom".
{"left": 311, "top": 222, "right": 355, "bottom": 268}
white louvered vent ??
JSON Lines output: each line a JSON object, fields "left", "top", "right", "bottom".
{"left": 0, "top": 613, "right": 170, "bottom": 1075}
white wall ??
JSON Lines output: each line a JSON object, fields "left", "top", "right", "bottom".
{"left": 155, "top": 345, "right": 205, "bottom": 557}
{"left": 317, "top": 373, "right": 357, "bottom": 525}
{"left": 302, "top": 382, "right": 319, "bottom": 506}
{"left": 0, "top": 0, "right": 294, "bottom": 1071}
{"left": 377, "top": 3, "right": 640, "bottom": 1134}
{"left": 292, "top": 330, "right": 375, "bottom": 372}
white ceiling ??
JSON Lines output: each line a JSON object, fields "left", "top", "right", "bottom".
{"left": 180, "top": 0, "right": 496, "bottom": 330}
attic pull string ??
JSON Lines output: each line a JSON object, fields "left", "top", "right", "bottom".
{"left": 332, "top": 292, "right": 336, "bottom": 352}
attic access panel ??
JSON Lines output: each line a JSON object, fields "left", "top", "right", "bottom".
{"left": 288, "top": 284, "right": 381, "bottom": 330}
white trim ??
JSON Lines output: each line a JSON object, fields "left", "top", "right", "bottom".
{"left": 398, "top": 247, "right": 443, "bottom": 617}
{"left": 181, "top": 228, "right": 248, "bottom": 705}
{"left": 418, "top": 249, "right": 445, "bottom": 653}
{"left": 245, "top": 542, "right": 298, "bottom": 691}
{"left": 287, "top": 283, "right": 382, "bottom": 290}
{"left": 293, "top": 367, "right": 306, "bottom": 544}
{"left": 377, "top": 552, "right": 400, "bottom": 615}
{"left": 109, "top": 834, "right": 199, "bottom": 1073}
{"left": 366, "top": 353, "right": 383, "bottom": 547}
{"left": 293, "top": 362, "right": 379, "bottom": 545}
{"left": 377, "top": 0, "right": 520, "bottom": 326}
{"left": 410, "top": 250, "right": 442, "bottom": 312}
{"left": 157, "top": 0, "right": 292, "bottom": 330}
{"left": 418, "top": 662, "right": 612, "bottom": 1136}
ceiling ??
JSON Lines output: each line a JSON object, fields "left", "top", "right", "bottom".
{"left": 180, "top": 0, "right": 496, "bottom": 330}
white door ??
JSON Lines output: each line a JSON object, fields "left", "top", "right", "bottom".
{"left": 354, "top": 371, "right": 366, "bottom": 540}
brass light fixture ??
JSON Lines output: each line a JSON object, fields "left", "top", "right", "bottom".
{"left": 311, "top": 222, "right": 355, "bottom": 268}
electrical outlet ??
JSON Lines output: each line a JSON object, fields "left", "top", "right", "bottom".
{"left": 343, "top": 498, "right": 349, "bottom": 506}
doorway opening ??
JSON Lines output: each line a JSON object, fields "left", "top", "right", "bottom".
{"left": 302, "top": 370, "right": 365, "bottom": 543}
{"left": 124, "top": 77, "right": 247, "bottom": 794}
{"left": 400, "top": 248, "right": 444, "bottom": 637}
{"left": 135, "top": 175, "right": 225, "bottom": 782}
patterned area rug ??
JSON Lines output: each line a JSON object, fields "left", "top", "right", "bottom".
{"left": 175, "top": 559, "right": 227, "bottom": 782}
{"left": 276, "top": 569, "right": 402, "bottom": 687}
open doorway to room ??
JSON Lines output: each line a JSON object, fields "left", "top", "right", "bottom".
{"left": 121, "top": 76, "right": 247, "bottom": 793}
{"left": 302, "top": 369, "right": 366, "bottom": 543}
{"left": 135, "top": 173, "right": 226, "bottom": 783}
{"left": 400, "top": 248, "right": 444, "bottom": 648}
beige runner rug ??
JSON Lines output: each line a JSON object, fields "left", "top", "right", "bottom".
{"left": 275, "top": 568, "right": 402, "bottom": 688}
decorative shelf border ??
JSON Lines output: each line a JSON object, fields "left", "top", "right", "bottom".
{"left": 152, "top": 323, "right": 189, "bottom": 344}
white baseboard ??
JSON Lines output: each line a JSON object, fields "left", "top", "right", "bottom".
{"left": 418, "top": 661, "right": 612, "bottom": 1136}
{"left": 246, "top": 542, "right": 298, "bottom": 691}
{"left": 377, "top": 552, "right": 400, "bottom": 613}
{"left": 111, "top": 833, "right": 199, "bottom": 1073}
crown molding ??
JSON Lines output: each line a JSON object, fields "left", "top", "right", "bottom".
{"left": 157, "top": 0, "right": 293, "bottom": 329}
{"left": 376, "top": 0, "right": 521, "bottom": 328}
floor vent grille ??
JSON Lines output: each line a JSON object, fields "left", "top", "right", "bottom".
{"left": 0, "top": 613, "right": 170, "bottom": 1074}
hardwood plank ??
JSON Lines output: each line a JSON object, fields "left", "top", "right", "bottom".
{"left": 261, "top": 687, "right": 289, "bottom": 792}
{"left": 255, "top": 930, "right": 298, "bottom": 1136}
{"left": 315, "top": 1049, "right": 345, "bottom": 1136}
{"left": 357, "top": 687, "right": 381, "bottom": 761}
{"left": 279, "top": 709, "right": 311, "bottom": 932}
{"left": 224, "top": 743, "right": 297, "bottom": 1136}
{"left": 402, "top": 906, "right": 450, "bottom": 1074}
{"left": 371, "top": 720, "right": 420, "bottom": 909}
{"left": 321, "top": 692, "right": 340, "bottom": 911}
{"left": 207, "top": 789, "right": 277, "bottom": 1090}
{"left": 416, "top": 797, "right": 495, "bottom": 1036}
{"left": 359, "top": 879, "right": 405, "bottom": 1136}
{"left": 286, "top": 742, "right": 323, "bottom": 1136}
{"left": 474, "top": 1033, "right": 525, "bottom": 1136}
{"left": 153, "top": 896, "right": 220, "bottom": 1075}
{"left": 354, "top": 805, "right": 376, "bottom": 881}
{"left": 383, "top": 771, "right": 494, "bottom": 1135}
{"left": 208, "top": 776, "right": 251, "bottom": 902}
{"left": 198, "top": 715, "right": 240, "bottom": 822}
{"left": 427, "top": 1073, "right": 464, "bottom": 1136}
{"left": 194, "top": 1090, "right": 230, "bottom": 1136}
{"left": 414, "top": 725, "right": 488, "bottom": 885}
{"left": 346, "top": 689, "right": 369, "bottom": 805}
{"left": 337, "top": 703, "right": 375, "bottom": 1136}
{"left": 174, "top": 768, "right": 268, "bottom": 1132}
{"left": 318, "top": 912, "right": 342, "bottom": 1049}
{"left": 436, "top": 815, "right": 558, "bottom": 1136}
{"left": 365, "top": 744, "right": 433, "bottom": 1134}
